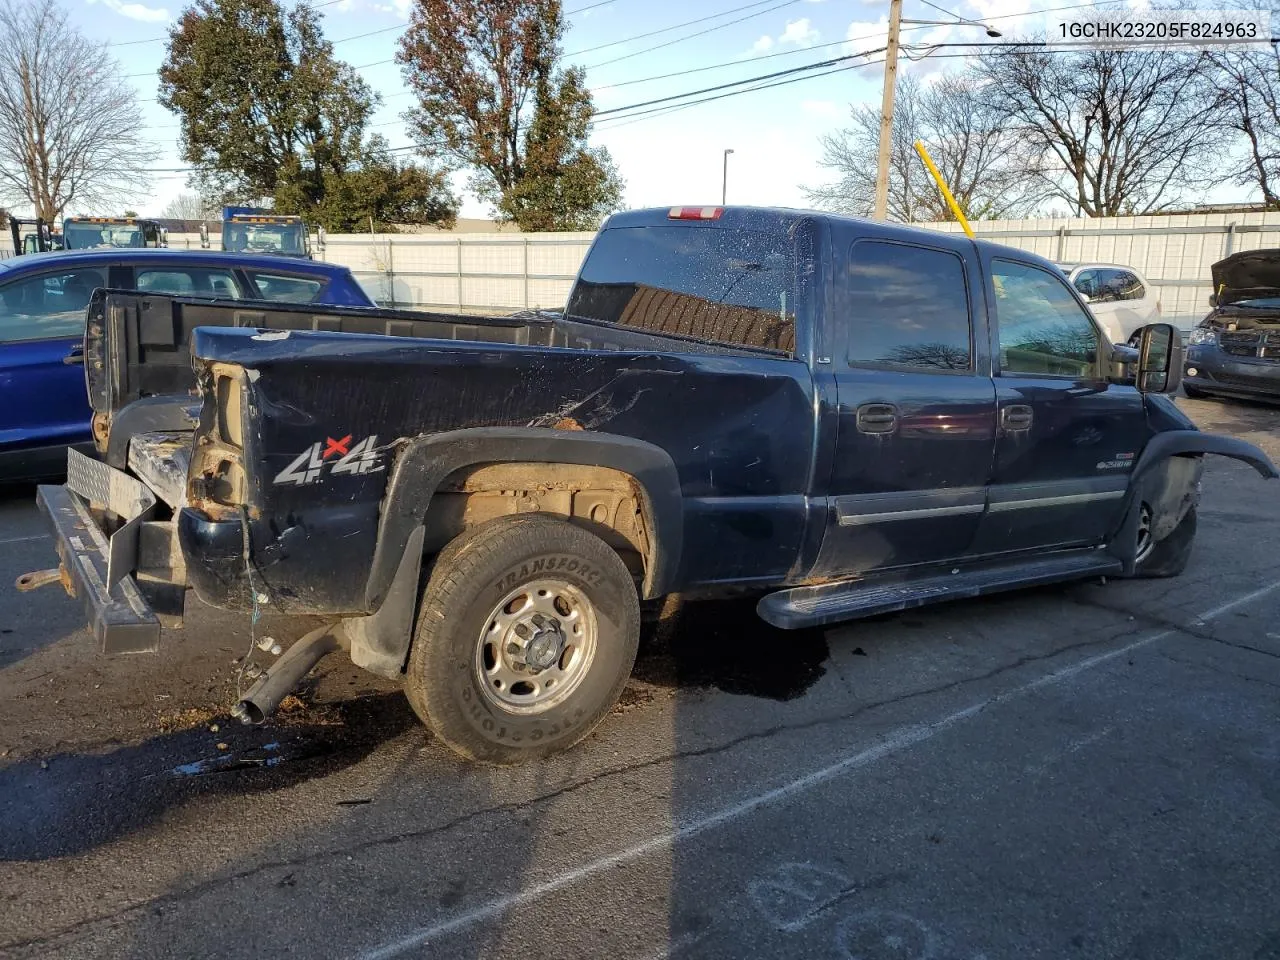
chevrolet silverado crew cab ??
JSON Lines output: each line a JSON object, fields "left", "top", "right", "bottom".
{"left": 21, "top": 207, "right": 1277, "bottom": 764}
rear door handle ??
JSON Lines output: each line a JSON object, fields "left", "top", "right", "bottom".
{"left": 1000, "top": 404, "right": 1033, "bottom": 432}
{"left": 856, "top": 402, "right": 899, "bottom": 434}
{"left": 63, "top": 347, "right": 84, "bottom": 365}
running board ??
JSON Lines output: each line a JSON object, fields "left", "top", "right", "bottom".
{"left": 758, "top": 551, "right": 1123, "bottom": 629}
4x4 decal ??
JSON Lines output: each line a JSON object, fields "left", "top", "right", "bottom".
{"left": 273, "top": 435, "right": 385, "bottom": 486}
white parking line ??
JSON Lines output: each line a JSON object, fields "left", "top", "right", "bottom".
{"left": 0, "top": 534, "right": 48, "bottom": 545}
{"left": 357, "top": 579, "right": 1280, "bottom": 960}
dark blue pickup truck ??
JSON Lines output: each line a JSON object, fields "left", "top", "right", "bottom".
{"left": 22, "top": 207, "right": 1277, "bottom": 764}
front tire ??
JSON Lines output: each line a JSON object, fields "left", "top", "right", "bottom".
{"left": 1135, "top": 504, "right": 1197, "bottom": 578}
{"left": 405, "top": 514, "right": 640, "bottom": 764}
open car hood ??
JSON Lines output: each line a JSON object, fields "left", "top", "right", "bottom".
{"left": 1212, "top": 249, "right": 1280, "bottom": 305}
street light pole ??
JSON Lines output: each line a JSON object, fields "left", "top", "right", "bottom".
{"left": 872, "top": 0, "right": 903, "bottom": 221}
{"left": 722, "top": 148, "right": 734, "bottom": 205}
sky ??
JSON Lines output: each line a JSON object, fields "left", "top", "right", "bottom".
{"left": 65, "top": 0, "right": 1253, "bottom": 221}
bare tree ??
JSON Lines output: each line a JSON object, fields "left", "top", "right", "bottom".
{"left": 0, "top": 0, "right": 148, "bottom": 220}
{"left": 803, "top": 73, "right": 1044, "bottom": 222}
{"left": 161, "top": 192, "right": 216, "bottom": 221}
{"left": 1206, "top": 42, "right": 1280, "bottom": 208}
{"left": 975, "top": 45, "right": 1219, "bottom": 216}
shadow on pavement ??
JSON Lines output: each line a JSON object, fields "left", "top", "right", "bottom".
{"left": 0, "top": 691, "right": 418, "bottom": 862}
{"left": 633, "top": 595, "right": 829, "bottom": 701}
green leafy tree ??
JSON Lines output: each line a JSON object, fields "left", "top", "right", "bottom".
{"left": 160, "top": 0, "right": 456, "bottom": 229}
{"left": 397, "top": 0, "right": 623, "bottom": 230}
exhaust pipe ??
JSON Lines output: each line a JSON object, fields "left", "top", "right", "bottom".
{"left": 232, "top": 624, "right": 343, "bottom": 725}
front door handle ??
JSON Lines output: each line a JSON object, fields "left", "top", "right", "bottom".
{"left": 63, "top": 346, "right": 84, "bottom": 365}
{"left": 856, "top": 402, "right": 899, "bottom": 434}
{"left": 1000, "top": 404, "right": 1033, "bottom": 432}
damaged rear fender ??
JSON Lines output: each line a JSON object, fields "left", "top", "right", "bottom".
{"left": 365, "top": 426, "right": 684, "bottom": 611}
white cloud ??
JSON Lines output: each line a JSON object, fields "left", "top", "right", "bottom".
{"left": 746, "top": 17, "right": 820, "bottom": 55}
{"left": 800, "top": 99, "right": 844, "bottom": 119}
{"left": 87, "top": 0, "right": 169, "bottom": 22}
{"left": 779, "top": 17, "right": 821, "bottom": 46}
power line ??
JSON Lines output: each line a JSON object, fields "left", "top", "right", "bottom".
{"left": 566, "top": 0, "right": 618, "bottom": 13}
{"left": 566, "top": 0, "right": 796, "bottom": 57}
{"left": 333, "top": 23, "right": 402, "bottom": 43}
{"left": 582, "top": 0, "right": 802, "bottom": 69}
{"left": 592, "top": 60, "right": 864, "bottom": 129}
{"left": 917, "top": 0, "right": 967, "bottom": 21}
{"left": 587, "top": 0, "right": 1129, "bottom": 92}
{"left": 594, "top": 47, "right": 884, "bottom": 117}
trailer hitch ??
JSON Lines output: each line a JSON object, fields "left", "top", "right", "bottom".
{"left": 15, "top": 565, "right": 73, "bottom": 596}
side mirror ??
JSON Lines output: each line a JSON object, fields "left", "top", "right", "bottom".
{"left": 1208, "top": 294, "right": 1218, "bottom": 308}
{"left": 1134, "top": 323, "right": 1184, "bottom": 394}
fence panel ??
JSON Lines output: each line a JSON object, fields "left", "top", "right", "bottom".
{"left": 5, "top": 216, "right": 1280, "bottom": 327}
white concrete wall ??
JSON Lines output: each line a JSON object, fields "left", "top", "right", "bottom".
{"left": 12, "top": 213, "right": 1280, "bottom": 327}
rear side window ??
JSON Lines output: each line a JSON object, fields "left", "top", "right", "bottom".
{"left": 842, "top": 240, "right": 972, "bottom": 370}
{"left": 1075, "top": 268, "right": 1145, "bottom": 303}
{"left": 0, "top": 268, "right": 105, "bottom": 343}
{"left": 246, "top": 271, "right": 323, "bottom": 303}
{"left": 136, "top": 268, "right": 241, "bottom": 298}
{"left": 567, "top": 225, "right": 798, "bottom": 352}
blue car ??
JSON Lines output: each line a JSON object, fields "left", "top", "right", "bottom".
{"left": 0, "top": 249, "right": 376, "bottom": 481}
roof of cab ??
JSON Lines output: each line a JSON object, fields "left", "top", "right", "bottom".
{"left": 605, "top": 205, "right": 1065, "bottom": 274}
{"left": 0, "top": 248, "right": 352, "bottom": 276}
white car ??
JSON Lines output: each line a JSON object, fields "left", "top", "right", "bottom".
{"left": 1058, "top": 262, "right": 1162, "bottom": 344}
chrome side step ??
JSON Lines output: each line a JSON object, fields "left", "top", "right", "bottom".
{"left": 758, "top": 550, "right": 1122, "bottom": 629}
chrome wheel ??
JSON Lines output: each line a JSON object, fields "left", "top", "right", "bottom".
{"left": 475, "top": 578, "right": 598, "bottom": 715}
{"left": 1135, "top": 502, "right": 1155, "bottom": 563}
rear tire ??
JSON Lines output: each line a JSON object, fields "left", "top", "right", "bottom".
{"left": 1135, "top": 505, "right": 1197, "bottom": 578}
{"left": 404, "top": 514, "right": 640, "bottom": 764}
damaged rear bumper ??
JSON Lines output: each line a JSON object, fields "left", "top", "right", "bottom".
{"left": 31, "top": 449, "right": 180, "bottom": 654}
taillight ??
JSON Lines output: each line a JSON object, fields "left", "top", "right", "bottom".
{"left": 668, "top": 206, "right": 724, "bottom": 220}
{"left": 189, "top": 365, "right": 248, "bottom": 517}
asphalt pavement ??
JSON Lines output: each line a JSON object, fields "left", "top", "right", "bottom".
{"left": 2, "top": 394, "right": 1279, "bottom": 960}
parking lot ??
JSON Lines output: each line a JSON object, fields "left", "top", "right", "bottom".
{"left": 0, "top": 394, "right": 1277, "bottom": 960}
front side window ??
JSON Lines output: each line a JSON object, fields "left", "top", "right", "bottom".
{"left": 1072, "top": 269, "right": 1101, "bottom": 301}
{"left": 843, "top": 240, "right": 972, "bottom": 370}
{"left": 567, "top": 225, "right": 798, "bottom": 352}
{"left": 246, "top": 271, "right": 323, "bottom": 303}
{"left": 0, "top": 268, "right": 105, "bottom": 343}
{"left": 136, "top": 268, "right": 241, "bottom": 298}
{"left": 993, "top": 259, "right": 1100, "bottom": 378}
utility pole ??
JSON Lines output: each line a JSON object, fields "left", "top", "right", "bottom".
{"left": 872, "top": 0, "right": 903, "bottom": 221}
{"left": 722, "top": 148, "right": 734, "bottom": 205}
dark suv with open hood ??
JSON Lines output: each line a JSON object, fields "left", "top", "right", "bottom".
{"left": 1184, "top": 250, "right": 1280, "bottom": 402}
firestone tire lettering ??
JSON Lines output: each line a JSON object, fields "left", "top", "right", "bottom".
{"left": 404, "top": 515, "right": 641, "bottom": 764}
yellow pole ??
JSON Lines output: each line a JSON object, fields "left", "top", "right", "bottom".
{"left": 914, "top": 140, "right": 974, "bottom": 239}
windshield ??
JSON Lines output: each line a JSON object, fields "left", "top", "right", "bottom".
{"left": 65, "top": 223, "right": 144, "bottom": 249}
{"left": 222, "top": 222, "right": 305, "bottom": 255}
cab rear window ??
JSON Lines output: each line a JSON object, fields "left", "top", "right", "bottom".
{"left": 567, "top": 225, "right": 799, "bottom": 352}
{"left": 246, "top": 271, "right": 324, "bottom": 303}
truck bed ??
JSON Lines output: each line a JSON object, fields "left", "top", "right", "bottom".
{"left": 85, "top": 290, "right": 786, "bottom": 425}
